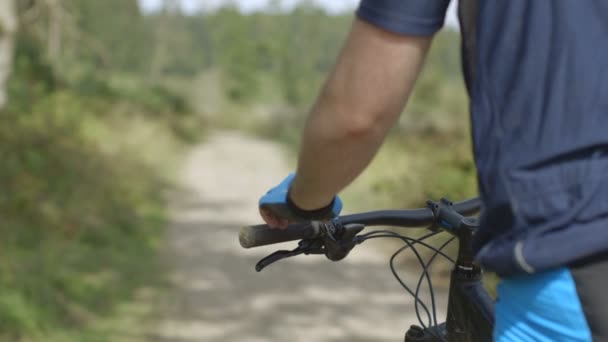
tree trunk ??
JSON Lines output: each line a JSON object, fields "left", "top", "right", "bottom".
{"left": 47, "top": 0, "right": 62, "bottom": 66}
{"left": 0, "top": 0, "right": 17, "bottom": 110}
{"left": 148, "top": 0, "right": 179, "bottom": 82}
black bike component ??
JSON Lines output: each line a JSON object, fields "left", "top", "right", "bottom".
{"left": 239, "top": 222, "right": 324, "bottom": 248}
{"left": 405, "top": 323, "right": 447, "bottom": 342}
{"left": 357, "top": 230, "right": 461, "bottom": 330}
{"left": 408, "top": 201, "right": 492, "bottom": 342}
{"left": 241, "top": 198, "right": 481, "bottom": 249}
{"left": 242, "top": 197, "right": 494, "bottom": 341}
{"left": 359, "top": 231, "right": 455, "bottom": 263}
{"left": 358, "top": 230, "right": 457, "bottom": 331}
{"left": 339, "top": 197, "right": 480, "bottom": 227}
{"left": 455, "top": 217, "right": 480, "bottom": 267}
{"left": 324, "top": 223, "right": 365, "bottom": 261}
{"left": 390, "top": 238, "right": 435, "bottom": 328}
{"left": 443, "top": 212, "right": 493, "bottom": 341}
{"left": 445, "top": 265, "right": 494, "bottom": 341}
{"left": 406, "top": 325, "right": 426, "bottom": 340}
{"left": 255, "top": 223, "right": 364, "bottom": 271}
{"left": 255, "top": 238, "right": 325, "bottom": 272}
{"left": 414, "top": 236, "right": 456, "bottom": 327}
{"left": 427, "top": 198, "right": 464, "bottom": 232}
{"left": 428, "top": 198, "right": 481, "bottom": 267}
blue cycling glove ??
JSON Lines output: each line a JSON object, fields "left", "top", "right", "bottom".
{"left": 259, "top": 173, "right": 343, "bottom": 221}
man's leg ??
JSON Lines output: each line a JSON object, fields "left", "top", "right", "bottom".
{"left": 570, "top": 251, "right": 608, "bottom": 342}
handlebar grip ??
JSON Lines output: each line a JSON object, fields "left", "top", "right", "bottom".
{"left": 239, "top": 222, "right": 323, "bottom": 249}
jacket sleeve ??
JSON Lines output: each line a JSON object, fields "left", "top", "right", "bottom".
{"left": 356, "top": 0, "right": 452, "bottom": 36}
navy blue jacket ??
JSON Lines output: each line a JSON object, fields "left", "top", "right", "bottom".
{"left": 357, "top": 0, "right": 608, "bottom": 276}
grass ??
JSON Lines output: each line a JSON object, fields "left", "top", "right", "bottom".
{"left": 0, "top": 86, "right": 197, "bottom": 340}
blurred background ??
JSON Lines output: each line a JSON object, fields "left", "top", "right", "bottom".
{"left": 0, "top": 0, "right": 478, "bottom": 341}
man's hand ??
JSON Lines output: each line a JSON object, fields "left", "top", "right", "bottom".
{"left": 259, "top": 173, "right": 342, "bottom": 229}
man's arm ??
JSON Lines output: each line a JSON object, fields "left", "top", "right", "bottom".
{"left": 289, "top": 19, "right": 432, "bottom": 210}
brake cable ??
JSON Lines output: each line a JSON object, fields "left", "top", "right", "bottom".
{"left": 358, "top": 230, "right": 456, "bottom": 330}
{"left": 254, "top": 219, "right": 460, "bottom": 329}
{"left": 413, "top": 235, "right": 456, "bottom": 326}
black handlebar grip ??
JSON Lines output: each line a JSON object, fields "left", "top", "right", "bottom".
{"left": 239, "top": 222, "right": 323, "bottom": 249}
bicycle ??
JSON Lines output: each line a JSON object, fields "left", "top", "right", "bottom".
{"left": 239, "top": 197, "right": 494, "bottom": 341}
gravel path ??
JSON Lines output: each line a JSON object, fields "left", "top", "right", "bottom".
{"left": 152, "top": 131, "right": 447, "bottom": 342}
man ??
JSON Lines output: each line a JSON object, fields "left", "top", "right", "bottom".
{"left": 259, "top": 1, "right": 608, "bottom": 340}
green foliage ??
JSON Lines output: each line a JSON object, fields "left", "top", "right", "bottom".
{"left": 137, "top": 5, "right": 351, "bottom": 107}
{"left": 63, "top": 0, "right": 151, "bottom": 73}
{"left": 8, "top": 33, "right": 57, "bottom": 113}
{"left": 0, "top": 70, "right": 193, "bottom": 337}
{"left": 0, "top": 101, "right": 170, "bottom": 339}
{"left": 206, "top": 7, "right": 261, "bottom": 102}
{"left": 192, "top": 6, "right": 466, "bottom": 137}
{"left": 1, "top": 4, "right": 203, "bottom": 339}
{"left": 3, "top": 0, "right": 475, "bottom": 337}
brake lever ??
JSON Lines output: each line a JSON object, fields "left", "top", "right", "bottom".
{"left": 255, "top": 239, "right": 325, "bottom": 272}
{"left": 254, "top": 222, "right": 366, "bottom": 271}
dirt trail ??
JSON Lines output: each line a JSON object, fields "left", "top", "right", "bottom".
{"left": 152, "top": 131, "right": 446, "bottom": 342}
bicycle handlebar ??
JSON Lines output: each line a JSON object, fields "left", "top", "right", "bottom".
{"left": 339, "top": 197, "right": 480, "bottom": 226}
{"left": 239, "top": 222, "right": 323, "bottom": 249}
{"left": 239, "top": 197, "right": 481, "bottom": 249}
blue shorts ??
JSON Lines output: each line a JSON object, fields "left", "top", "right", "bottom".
{"left": 494, "top": 252, "right": 608, "bottom": 341}
{"left": 494, "top": 268, "right": 591, "bottom": 341}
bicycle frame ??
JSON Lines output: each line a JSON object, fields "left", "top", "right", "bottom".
{"left": 405, "top": 216, "right": 494, "bottom": 342}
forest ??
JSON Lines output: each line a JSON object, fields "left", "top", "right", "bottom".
{"left": 0, "top": 1, "right": 476, "bottom": 340}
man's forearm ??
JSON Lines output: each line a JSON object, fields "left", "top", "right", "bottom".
{"left": 290, "top": 19, "right": 432, "bottom": 210}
